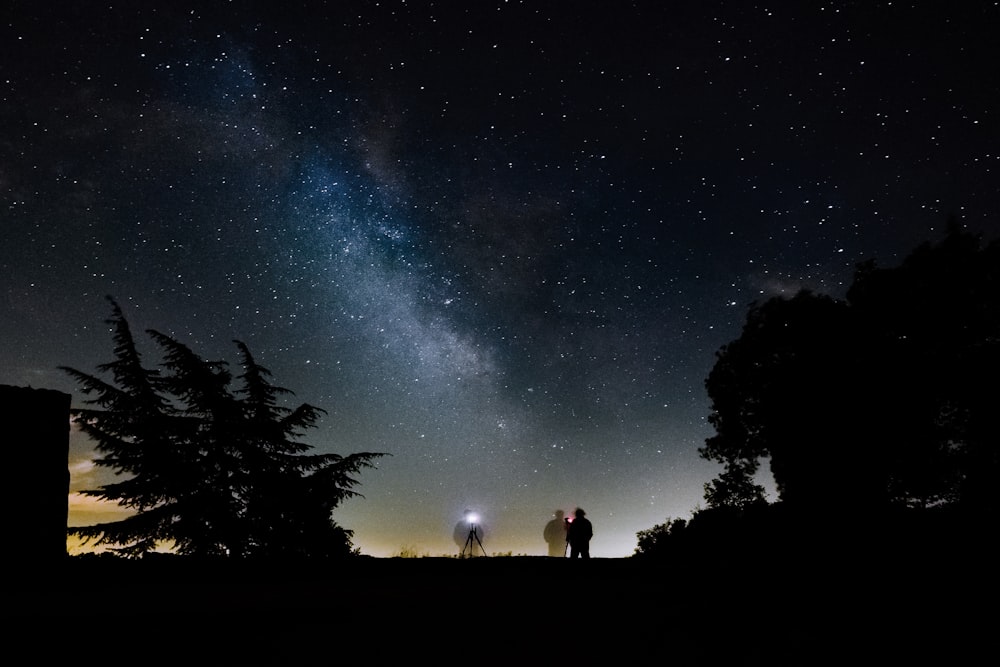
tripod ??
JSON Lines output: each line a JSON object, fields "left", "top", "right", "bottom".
{"left": 461, "top": 523, "right": 487, "bottom": 557}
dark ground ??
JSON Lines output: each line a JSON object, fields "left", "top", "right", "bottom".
{"left": 4, "top": 544, "right": 996, "bottom": 666}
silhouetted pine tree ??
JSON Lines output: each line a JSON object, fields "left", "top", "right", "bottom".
{"left": 147, "top": 330, "right": 247, "bottom": 556}
{"left": 232, "top": 341, "right": 380, "bottom": 558}
{"left": 62, "top": 299, "right": 179, "bottom": 556}
{"left": 63, "top": 297, "right": 385, "bottom": 558}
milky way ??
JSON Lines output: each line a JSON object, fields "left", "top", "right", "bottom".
{"left": 4, "top": 2, "right": 998, "bottom": 556}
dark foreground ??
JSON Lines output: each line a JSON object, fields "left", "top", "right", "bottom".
{"left": 5, "top": 546, "right": 996, "bottom": 666}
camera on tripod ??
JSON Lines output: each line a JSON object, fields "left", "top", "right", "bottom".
{"left": 460, "top": 508, "right": 487, "bottom": 557}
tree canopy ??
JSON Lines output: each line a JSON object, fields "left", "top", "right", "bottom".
{"left": 63, "top": 298, "right": 385, "bottom": 558}
{"left": 701, "top": 224, "right": 1000, "bottom": 516}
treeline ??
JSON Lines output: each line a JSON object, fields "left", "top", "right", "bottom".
{"left": 637, "top": 221, "right": 1000, "bottom": 558}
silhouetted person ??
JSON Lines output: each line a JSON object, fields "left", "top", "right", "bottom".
{"left": 566, "top": 507, "right": 593, "bottom": 558}
{"left": 543, "top": 509, "right": 569, "bottom": 557}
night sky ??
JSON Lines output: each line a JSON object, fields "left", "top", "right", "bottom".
{"left": 4, "top": 2, "right": 999, "bottom": 557}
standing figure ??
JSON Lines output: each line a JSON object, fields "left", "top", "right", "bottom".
{"left": 566, "top": 507, "right": 593, "bottom": 559}
{"left": 543, "top": 509, "right": 568, "bottom": 557}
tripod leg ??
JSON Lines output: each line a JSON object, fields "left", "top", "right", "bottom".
{"left": 463, "top": 527, "right": 480, "bottom": 557}
{"left": 462, "top": 533, "right": 473, "bottom": 557}
{"left": 474, "top": 532, "right": 487, "bottom": 557}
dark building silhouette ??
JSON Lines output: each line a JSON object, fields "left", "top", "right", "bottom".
{"left": 1, "top": 385, "right": 71, "bottom": 566}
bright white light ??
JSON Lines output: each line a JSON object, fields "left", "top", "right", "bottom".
{"left": 465, "top": 511, "right": 479, "bottom": 525}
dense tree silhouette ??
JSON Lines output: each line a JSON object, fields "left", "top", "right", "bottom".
{"left": 700, "top": 223, "right": 1000, "bottom": 516}
{"left": 634, "top": 517, "right": 687, "bottom": 557}
{"left": 702, "top": 458, "right": 767, "bottom": 512}
{"left": 62, "top": 298, "right": 385, "bottom": 558}
{"left": 702, "top": 290, "right": 875, "bottom": 512}
{"left": 847, "top": 225, "right": 1000, "bottom": 512}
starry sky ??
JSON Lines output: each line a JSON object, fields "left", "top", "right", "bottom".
{"left": 4, "top": 2, "right": 999, "bottom": 558}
